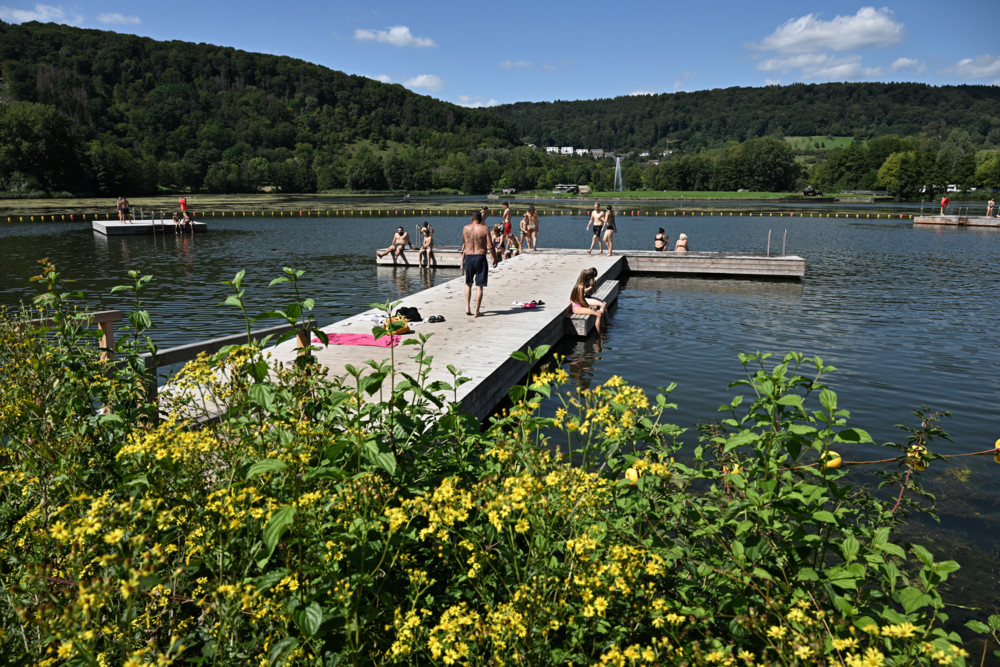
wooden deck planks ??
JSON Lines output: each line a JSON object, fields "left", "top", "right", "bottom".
{"left": 913, "top": 215, "right": 1000, "bottom": 228}
{"left": 268, "top": 251, "right": 625, "bottom": 421}
{"left": 93, "top": 219, "right": 208, "bottom": 235}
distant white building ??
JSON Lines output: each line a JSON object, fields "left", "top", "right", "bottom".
{"left": 560, "top": 146, "right": 574, "bottom": 155}
{"left": 640, "top": 151, "right": 650, "bottom": 157}
{"left": 590, "top": 149, "right": 604, "bottom": 158}
{"left": 546, "top": 147, "right": 560, "bottom": 154}
{"left": 575, "top": 148, "right": 589, "bottom": 157}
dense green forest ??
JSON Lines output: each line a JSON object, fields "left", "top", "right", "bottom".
{"left": 2, "top": 20, "right": 1000, "bottom": 198}
{"left": 0, "top": 20, "right": 519, "bottom": 196}
{"left": 487, "top": 84, "right": 1000, "bottom": 154}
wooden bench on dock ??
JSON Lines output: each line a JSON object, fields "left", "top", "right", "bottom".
{"left": 565, "top": 280, "right": 620, "bottom": 336}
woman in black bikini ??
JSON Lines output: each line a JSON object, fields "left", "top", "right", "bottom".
{"left": 654, "top": 228, "right": 668, "bottom": 251}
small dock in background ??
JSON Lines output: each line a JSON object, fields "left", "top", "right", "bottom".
{"left": 377, "top": 247, "right": 805, "bottom": 278}
{"left": 92, "top": 219, "right": 207, "bottom": 236}
{"left": 913, "top": 215, "right": 1000, "bottom": 228}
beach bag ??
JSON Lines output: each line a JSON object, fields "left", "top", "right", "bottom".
{"left": 380, "top": 315, "right": 411, "bottom": 334}
{"left": 397, "top": 306, "right": 422, "bottom": 322}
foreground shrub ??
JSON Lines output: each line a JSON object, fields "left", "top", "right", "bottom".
{"left": 0, "top": 269, "right": 983, "bottom": 665}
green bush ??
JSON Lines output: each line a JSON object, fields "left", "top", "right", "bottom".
{"left": 0, "top": 266, "right": 986, "bottom": 665}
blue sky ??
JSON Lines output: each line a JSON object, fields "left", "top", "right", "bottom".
{"left": 2, "top": 1, "right": 998, "bottom": 106}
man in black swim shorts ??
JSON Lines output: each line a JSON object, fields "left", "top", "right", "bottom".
{"left": 460, "top": 211, "right": 498, "bottom": 317}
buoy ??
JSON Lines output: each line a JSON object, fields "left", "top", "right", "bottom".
{"left": 822, "top": 451, "right": 842, "bottom": 469}
{"left": 70, "top": 214, "right": 74, "bottom": 220}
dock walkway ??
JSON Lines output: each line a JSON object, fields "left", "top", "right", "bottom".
{"left": 913, "top": 215, "right": 1000, "bottom": 228}
{"left": 377, "top": 247, "right": 805, "bottom": 278}
{"left": 93, "top": 219, "right": 207, "bottom": 235}
{"left": 267, "top": 251, "right": 624, "bottom": 420}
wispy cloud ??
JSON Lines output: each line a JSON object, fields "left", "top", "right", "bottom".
{"left": 889, "top": 57, "right": 925, "bottom": 74}
{"left": 673, "top": 70, "right": 697, "bottom": 91}
{"left": 758, "top": 53, "right": 882, "bottom": 80}
{"left": 630, "top": 89, "right": 657, "bottom": 96}
{"left": 404, "top": 74, "right": 443, "bottom": 92}
{"left": 373, "top": 74, "right": 393, "bottom": 84}
{"left": 0, "top": 3, "right": 79, "bottom": 24}
{"left": 455, "top": 95, "right": 499, "bottom": 108}
{"left": 354, "top": 25, "right": 435, "bottom": 48}
{"left": 97, "top": 12, "right": 140, "bottom": 26}
{"left": 754, "top": 7, "right": 903, "bottom": 54}
{"left": 942, "top": 54, "right": 1000, "bottom": 79}
{"left": 542, "top": 59, "right": 574, "bottom": 71}
{"left": 500, "top": 60, "right": 533, "bottom": 70}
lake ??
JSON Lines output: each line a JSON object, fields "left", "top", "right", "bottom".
{"left": 2, "top": 204, "right": 999, "bottom": 622}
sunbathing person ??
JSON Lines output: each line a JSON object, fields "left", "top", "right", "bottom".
{"left": 569, "top": 269, "right": 603, "bottom": 333}
{"left": 377, "top": 227, "right": 413, "bottom": 259}
{"left": 418, "top": 221, "right": 435, "bottom": 266}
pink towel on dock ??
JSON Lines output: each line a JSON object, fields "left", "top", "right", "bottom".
{"left": 311, "top": 333, "right": 400, "bottom": 347}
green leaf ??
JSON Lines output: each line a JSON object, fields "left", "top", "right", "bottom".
{"left": 510, "top": 350, "right": 529, "bottom": 362}
{"left": 911, "top": 544, "right": 934, "bottom": 566}
{"left": 965, "top": 620, "right": 991, "bottom": 634}
{"left": 263, "top": 505, "right": 297, "bottom": 557}
{"left": 247, "top": 459, "right": 288, "bottom": 478}
{"left": 898, "top": 586, "right": 932, "bottom": 613}
{"left": 819, "top": 388, "right": 838, "bottom": 412}
{"left": 797, "top": 567, "right": 819, "bottom": 581}
{"left": 841, "top": 535, "right": 860, "bottom": 562}
{"left": 812, "top": 510, "right": 837, "bottom": 523}
{"left": 835, "top": 428, "right": 873, "bottom": 443}
{"left": 508, "top": 385, "right": 527, "bottom": 403}
{"left": 110, "top": 284, "right": 134, "bottom": 293}
{"left": 293, "top": 602, "right": 324, "bottom": 636}
{"left": 249, "top": 383, "right": 276, "bottom": 412}
{"left": 777, "top": 394, "right": 803, "bottom": 407}
{"left": 268, "top": 276, "right": 291, "bottom": 286}
{"left": 302, "top": 298, "right": 314, "bottom": 311}
{"left": 223, "top": 294, "right": 244, "bottom": 308}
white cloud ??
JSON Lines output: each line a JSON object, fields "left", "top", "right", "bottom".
{"left": 943, "top": 54, "right": 1000, "bottom": 79}
{"left": 354, "top": 25, "right": 435, "bottom": 48}
{"left": 756, "top": 6, "right": 903, "bottom": 54}
{"left": 404, "top": 74, "right": 443, "bottom": 92}
{"left": 0, "top": 3, "right": 78, "bottom": 23}
{"left": 455, "top": 95, "right": 499, "bottom": 108}
{"left": 890, "top": 57, "right": 925, "bottom": 73}
{"left": 758, "top": 53, "right": 881, "bottom": 80}
{"left": 764, "top": 79, "right": 782, "bottom": 86}
{"left": 97, "top": 12, "right": 140, "bottom": 25}
{"left": 630, "top": 89, "right": 656, "bottom": 96}
{"left": 374, "top": 74, "right": 392, "bottom": 83}
{"left": 500, "top": 60, "right": 533, "bottom": 70}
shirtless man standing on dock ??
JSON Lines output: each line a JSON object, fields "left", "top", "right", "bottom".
{"left": 461, "top": 211, "right": 498, "bottom": 317}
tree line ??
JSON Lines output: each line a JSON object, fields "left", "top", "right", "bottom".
{"left": 3, "top": 20, "right": 999, "bottom": 198}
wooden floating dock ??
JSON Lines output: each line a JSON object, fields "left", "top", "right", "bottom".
{"left": 92, "top": 219, "right": 208, "bottom": 236}
{"left": 913, "top": 215, "right": 1000, "bottom": 228}
{"left": 377, "top": 247, "right": 805, "bottom": 278}
{"left": 266, "top": 252, "right": 625, "bottom": 421}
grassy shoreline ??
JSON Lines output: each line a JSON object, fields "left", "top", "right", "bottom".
{"left": 0, "top": 191, "right": 901, "bottom": 219}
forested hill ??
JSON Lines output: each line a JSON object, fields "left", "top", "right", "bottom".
{"left": 0, "top": 20, "right": 516, "bottom": 195}
{"left": 486, "top": 83, "right": 1000, "bottom": 153}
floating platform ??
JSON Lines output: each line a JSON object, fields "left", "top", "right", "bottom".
{"left": 913, "top": 215, "right": 1000, "bottom": 228}
{"left": 92, "top": 219, "right": 207, "bottom": 236}
{"left": 376, "top": 247, "right": 805, "bottom": 279}
{"left": 266, "top": 252, "right": 625, "bottom": 421}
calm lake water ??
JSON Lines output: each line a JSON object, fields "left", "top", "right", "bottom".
{"left": 2, "top": 205, "right": 999, "bottom": 624}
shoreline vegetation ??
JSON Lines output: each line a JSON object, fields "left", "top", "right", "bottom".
{"left": 1, "top": 265, "right": 997, "bottom": 664}
{"left": 0, "top": 191, "right": 947, "bottom": 220}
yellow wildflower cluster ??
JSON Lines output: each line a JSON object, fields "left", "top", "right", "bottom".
{"left": 427, "top": 602, "right": 481, "bottom": 663}
{"left": 405, "top": 476, "right": 474, "bottom": 541}
{"left": 118, "top": 417, "right": 225, "bottom": 465}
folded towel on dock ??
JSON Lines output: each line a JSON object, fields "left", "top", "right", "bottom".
{"left": 312, "top": 333, "right": 400, "bottom": 347}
